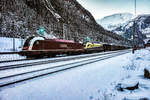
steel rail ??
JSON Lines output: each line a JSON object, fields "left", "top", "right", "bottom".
{"left": 0, "top": 50, "right": 129, "bottom": 70}
{"left": 0, "top": 50, "right": 130, "bottom": 88}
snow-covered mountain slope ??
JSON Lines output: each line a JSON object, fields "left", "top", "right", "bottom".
{"left": 97, "top": 13, "right": 149, "bottom": 44}
{"left": 1, "top": 0, "right": 98, "bottom": 38}
{"left": 96, "top": 13, "right": 134, "bottom": 31}
{"left": 135, "top": 15, "right": 150, "bottom": 35}
{"left": 113, "top": 14, "right": 150, "bottom": 40}
{"left": 1, "top": 0, "right": 129, "bottom": 44}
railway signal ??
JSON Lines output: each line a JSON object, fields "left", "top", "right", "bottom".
{"left": 86, "top": 36, "right": 91, "bottom": 42}
{"left": 37, "top": 27, "right": 46, "bottom": 35}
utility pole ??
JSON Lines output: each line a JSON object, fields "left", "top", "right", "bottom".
{"left": 132, "top": 0, "right": 136, "bottom": 54}
{"left": 12, "top": 21, "right": 15, "bottom": 52}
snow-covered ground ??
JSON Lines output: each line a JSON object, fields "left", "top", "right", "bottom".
{"left": 0, "top": 37, "right": 24, "bottom": 52}
{"left": 109, "top": 48, "right": 150, "bottom": 99}
{"left": 0, "top": 37, "right": 26, "bottom": 61}
{"left": 0, "top": 48, "right": 150, "bottom": 100}
{"left": 0, "top": 54, "right": 26, "bottom": 62}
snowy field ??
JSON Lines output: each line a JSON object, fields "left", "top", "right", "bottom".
{"left": 0, "top": 48, "right": 150, "bottom": 100}
{"left": 0, "top": 37, "right": 26, "bottom": 61}
{"left": 0, "top": 37, "right": 24, "bottom": 52}
{"left": 0, "top": 54, "right": 26, "bottom": 62}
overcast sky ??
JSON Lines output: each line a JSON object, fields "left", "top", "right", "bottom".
{"left": 77, "top": 0, "right": 150, "bottom": 19}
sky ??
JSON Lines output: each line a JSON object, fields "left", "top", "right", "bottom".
{"left": 77, "top": 0, "right": 150, "bottom": 19}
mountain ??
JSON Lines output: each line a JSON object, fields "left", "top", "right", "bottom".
{"left": 97, "top": 13, "right": 134, "bottom": 31}
{"left": 113, "top": 15, "right": 150, "bottom": 40}
{"left": 97, "top": 13, "right": 150, "bottom": 45}
{"left": 0, "top": 0, "right": 130, "bottom": 45}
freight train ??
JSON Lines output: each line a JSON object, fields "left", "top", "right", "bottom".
{"left": 19, "top": 36, "right": 129, "bottom": 58}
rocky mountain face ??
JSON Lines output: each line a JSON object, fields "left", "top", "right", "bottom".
{"left": 0, "top": 0, "right": 130, "bottom": 45}
{"left": 97, "top": 13, "right": 150, "bottom": 45}
{"left": 97, "top": 13, "right": 134, "bottom": 31}
{"left": 112, "top": 15, "right": 150, "bottom": 44}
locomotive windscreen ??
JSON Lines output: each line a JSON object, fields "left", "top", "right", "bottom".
{"left": 23, "top": 36, "right": 34, "bottom": 47}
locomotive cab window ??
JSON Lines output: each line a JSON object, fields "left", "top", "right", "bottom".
{"left": 87, "top": 44, "right": 90, "bottom": 47}
{"left": 34, "top": 41, "right": 40, "bottom": 45}
{"left": 23, "top": 36, "right": 34, "bottom": 47}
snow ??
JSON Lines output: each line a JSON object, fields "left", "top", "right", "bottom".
{"left": 0, "top": 37, "right": 26, "bottom": 61}
{"left": 39, "top": 31, "right": 56, "bottom": 39}
{"left": 147, "top": 35, "right": 150, "bottom": 38}
{"left": 108, "top": 48, "right": 150, "bottom": 99}
{"left": 43, "top": 0, "right": 61, "bottom": 21}
{"left": 0, "top": 54, "right": 26, "bottom": 62}
{"left": 0, "top": 51, "right": 127, "bottom": 79}
{"left": 125, "top": 21, "right": 134, "bottom": 29}
{"left": 0, "top": 37, "right": 24, "bottom": 52}
{"left": 142, "top": 27, "right": 150, "bottom": 34}
{"left": 0, "top": 50, "right": 120, "bottom": 66}
{"left": 0, "top": 48, "right": 150, "bottom": 100}
{"left": 97, "top": 13, "right": 134, "bottom": 31}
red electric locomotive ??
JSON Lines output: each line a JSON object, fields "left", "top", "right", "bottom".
{"left": 20, "top": 36, "right": 129, "bottom": 58}
{"left": 20, "top": 36, "right": 85, "bottom": 58}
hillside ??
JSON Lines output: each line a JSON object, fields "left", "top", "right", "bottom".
{"left": 97, "top": 13, "right": 150, "bottom": 45}
{"left": 112, "top": 15, "right": 149, "bottom": 44}
{"left": 0, "top": 0, "right": 130, "bottom": 45}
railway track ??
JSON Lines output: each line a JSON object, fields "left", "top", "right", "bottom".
{"left": 0, "top": 49, "right": 129, "bottom": 64}
{"left": 0, "top": 50, "right": 128, "bottom": 70}
{"left": 0, "top": 52, "right": 26, "bottom": 63}
{"left": 0, "top": 50, "right": 131, "bottom": 88}
{"left": 0, "top": 58, "right": 33, "bottom": 64}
